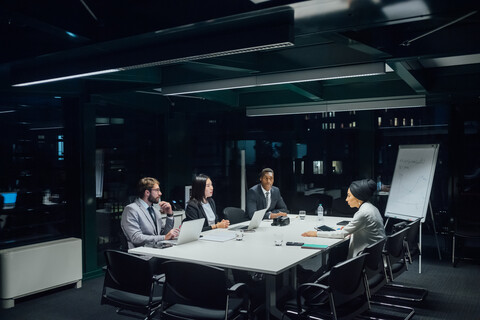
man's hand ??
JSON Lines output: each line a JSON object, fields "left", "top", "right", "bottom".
{"left": 302, "top": 231, "right": 317, "bottom": 237}
{"left": 165, "top": 228, "right": 180, "bottom": 240}
{"left": 270, "top": 212, "right": 287, "bottom": 219}
{"left": 159, "top": 201, "right": 172, "bottom": 214}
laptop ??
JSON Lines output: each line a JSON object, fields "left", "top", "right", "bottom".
{"left": 230, "top": 209, "right": 266, "bottom": 231}
{"left": 165, "top": 218, "right": 205, "bottom": 245}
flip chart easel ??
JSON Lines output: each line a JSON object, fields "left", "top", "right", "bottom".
{"left": 384, "top": 144, "right": 441, "bottom": 273}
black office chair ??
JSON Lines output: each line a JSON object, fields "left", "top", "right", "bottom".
{"left": 284, "top": 253, "right": 370, "bottom": 320}
{"left": 101, "top": 250, "right": 164, "bottom": 320}
{"left": 377, "top": 227, "right": 427, "bottom": 304}
{"left": 452, "top": 212, "right": 480, "bottom": 267}
{"left": 360, "top": 238, "right": 415, "bottom": 320}
{"left": 362, "top": 238, "right": 388, "bottom": 298}
{"left": 297, "top": 238, "right": 350, "bottom": 284}
{"left": 404, "top": 219, "right": 421, "bottom": 265}
{"left": 223, "top": 207, "right": 249, "bottom": 225}
{"left": 161, "top": 261, "right": 250, "bottom": 320}
{"left": 383, "top": 227, "right": 410, "bottom": 282}
{"left": 117, "top": 229, "right": 129, "bottom": 252}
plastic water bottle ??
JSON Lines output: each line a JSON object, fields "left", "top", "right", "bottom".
{"left": 317, "top": 203, "right": 324, "bottom": 221}
{"left": 377, "top": 175, "right": 382, "bottom": 191}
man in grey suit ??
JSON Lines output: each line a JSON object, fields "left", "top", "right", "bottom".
{"left": 246, "top": 168, "right": 289, "bottom": 219}
{"left": 121, "top": 177, "right": 179, "bottom": 249}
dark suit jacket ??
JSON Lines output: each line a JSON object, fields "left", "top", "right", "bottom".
{"left": 184, "top": 198, "right": 218, "bottom": 232}
{"left": 246, "top": 184, "right": 289, "bottom": 219}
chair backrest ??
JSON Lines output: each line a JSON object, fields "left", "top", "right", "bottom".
{"left": 361, "top": 238, "right": 387, "bottom": 295}
{"left": 117, "top": 229, "right": 129, "bottom": 252}
{"left": 223, "top": 207, "right": 249, "bottom": 225}
{"left": 328, "top": 253, "right": 369, "bottom": 308}
{"left": 384, "top": 227, "right": 409, "bottom": 281}
{"left": 162, "top": 261, "right": 229, "bottom": 309}
{"left": 326, "top": 238, "right": 350, "bottom": 271}
{"left": 104, "top": 250, "right": 155, "bottom": 297}
{"left": 385, "top": 227, "right": 409, "bottom": 262}
{"left": 405, "top": 218, "right": 421, "bottom": 261}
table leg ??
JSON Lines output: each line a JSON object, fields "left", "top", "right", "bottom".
{"left": 265, "top": 274, "right": 284, "bottom": 319}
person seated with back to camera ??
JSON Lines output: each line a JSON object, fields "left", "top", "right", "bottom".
{"left": 246, "top": 167, "right": 289, "bottom": 220}
{"left": 302, "top": 178, "right": 386, "bottom": 259}
{"left": 184, "top": 174, "right": 230, "bottom": 232}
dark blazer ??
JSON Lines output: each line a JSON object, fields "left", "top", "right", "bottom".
{"left": 184, "top": 197, "right": 219, "bottom": 232}
{"left": 246, "top": 184, "right": 289, "bottom": 219}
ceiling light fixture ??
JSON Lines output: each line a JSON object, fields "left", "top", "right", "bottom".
{"left": 11, "top": 7, "right": 294, "bottom": 87}
{"left": 246, "top": 95, "right": 426, "bottom": 117}
{"left": 12, "top": 69, "right": 121, "bottom": 87}
{"left": 160, "top": 62, "right": 389, "bottom": 95}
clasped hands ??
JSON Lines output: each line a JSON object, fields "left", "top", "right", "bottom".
{"left": 212, "top": 219, "right": 230, "bottom": 229}
{"left": 270, "top": 212, "right": 287, "bottom": 219}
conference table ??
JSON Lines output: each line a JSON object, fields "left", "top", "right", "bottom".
{"left": 129, "top": 215, "right": 351, "bottom": 319}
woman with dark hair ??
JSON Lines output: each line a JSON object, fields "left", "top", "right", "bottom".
{"left": 184, "top": 174, "right": 230, "bottom": 232}
{"left": 302, "top": 179, "right": 386, "bottom": 258}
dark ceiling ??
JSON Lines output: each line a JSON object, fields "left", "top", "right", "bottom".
{"left": 1, "top": 0, "right": 479, "bottom": 114}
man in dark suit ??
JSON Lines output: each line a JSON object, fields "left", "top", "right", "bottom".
{"left": 246, "top": 168, "right": 289, "bottom": 219}
{"left": 121, "top": 177, "right": 179, "bottom": 249}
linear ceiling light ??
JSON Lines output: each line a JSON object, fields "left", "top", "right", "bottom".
{"left": 246, "top": 95, "right": 426, "bottom": 117}
{"left": 160, "top": 62, "right": 389, "bottom": 95}
{"left": 11, "top": 7, "right": 294, "bottom": 87}
{"left": 12, "top": 69, "right": 121, "bottom": 87}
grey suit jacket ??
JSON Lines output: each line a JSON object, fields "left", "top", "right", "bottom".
{"left": 121, "top": 198, "right": 174, "bottom": 249}
{"left": 246, "top": 184, "right": 289, "bottom": 219}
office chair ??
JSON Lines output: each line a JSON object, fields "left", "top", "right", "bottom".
{"left": 160, "top": 261, "right": 250, "bottom": 320}
{"left": 284, "top": 253, "right": 370, "bottom": 320}
{"left": 377, "top": 227, "right": 427, "bottom": 304}
{"left": 223, "top": 207, "right": 249, "bottom": 225}
{"left": 101, "top": 250, "right": 163, "bottom": 320}
{"left": 360, "top": 238, "right": 415, "bottom": 320}
{"left": 404, "top": 219, "right": 421, "bottom": 265}
{"left": 297, "top": 238, "right": 350, "bottom": 285}
{"left": 452, "top": 212, "right": 480, "bottom": 267}
{"left": 117, "top": 229, "right": 129, "bottom": 252}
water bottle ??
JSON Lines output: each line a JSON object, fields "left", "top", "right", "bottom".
{"left": 317, "top": 203, "right": 324, "bottom": 221}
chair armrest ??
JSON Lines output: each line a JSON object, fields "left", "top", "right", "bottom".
{"left": 228, "top": 282, "right": 247, "bottom": 293}
{"left": 153, "top": 274, "right": 165, "bottom": 284}
{"left": 315, "top": 270, "right": 330, "bottom": 284}
{"left": 228, "top": 282, "right": 250, "bottom": 314}
{"left": 297, "top": 282, "right": 329, "bottom": 308}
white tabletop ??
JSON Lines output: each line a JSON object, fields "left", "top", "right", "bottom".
{"left": 129, "top": 215, "right": 350, "bottom": 275}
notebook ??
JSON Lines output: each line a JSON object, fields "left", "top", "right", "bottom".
{"left": 165, "top": 218, "right": 205, "bottom": 245}
{"left": 229, "top": 208, "right": 266, "bottom": 231}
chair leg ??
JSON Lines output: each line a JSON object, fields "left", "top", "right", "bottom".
{"left": 359, "top": 300, "right": 415, "bottom": 320}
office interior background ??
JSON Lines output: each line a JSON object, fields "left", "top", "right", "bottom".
{"left": 0, "top": 0, "right": 479, "bottom": 280}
